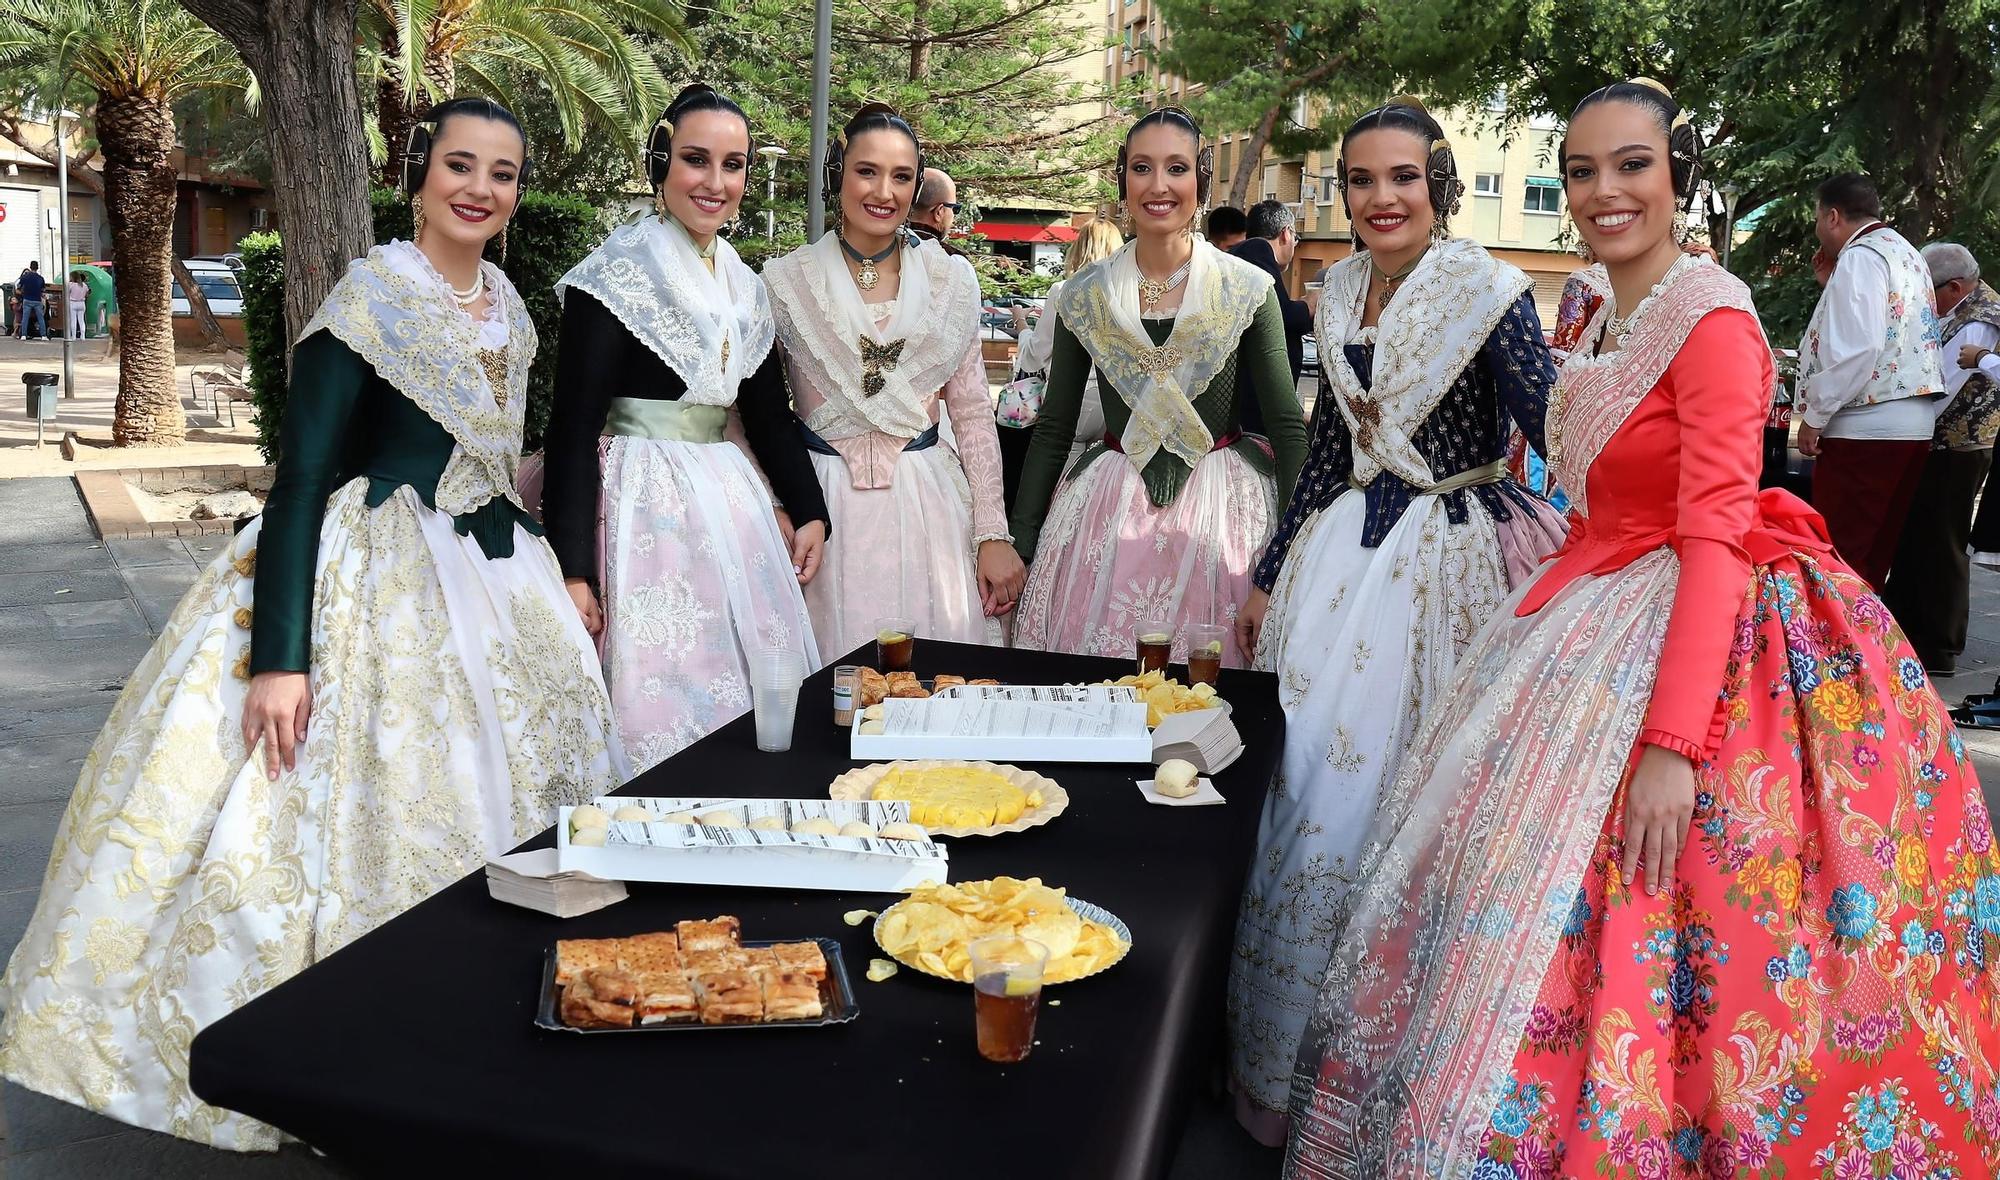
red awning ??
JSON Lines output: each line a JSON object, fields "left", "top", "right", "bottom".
{"left": 972, "top": 221, "right": 1078, "bottom": 243}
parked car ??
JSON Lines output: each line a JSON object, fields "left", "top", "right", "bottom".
{"left": 192, "top": 253, "right": 247, "bottom": 277}
{"left": 172, "top": 259, "right": 245, "bottom": 318}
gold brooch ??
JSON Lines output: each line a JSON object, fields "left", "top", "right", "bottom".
{"left": 860, "top": 336, "right": 905, "bottom": 396}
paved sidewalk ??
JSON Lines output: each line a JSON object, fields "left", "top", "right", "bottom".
{"left": 0, "top": 472, "right": 1994, "bottom": 1177}
{"left": 0, "top": 337, "right": 265, "bottom": 478}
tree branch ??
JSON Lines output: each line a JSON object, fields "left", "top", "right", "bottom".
{"left": 0, "top": 115, "right": 106, "bottom": 197}
{"left": 179, "top": 0, "right": 271, "bottom": 66}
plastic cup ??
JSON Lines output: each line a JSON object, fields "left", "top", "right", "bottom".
{"left": 1136, "top": 618, "right": 1174, "bottom": 675}
{"left": 1186, "top": 623, "right": 1228, "bottom": 687}
{"left": 750, "top": 648, "right": 806, "bottom": 752}
{"left": 970, "top": 935, "right": 1048, "bottom": 1063}
{"left": 875, "top": 616, "right": 916, "bottom": 672}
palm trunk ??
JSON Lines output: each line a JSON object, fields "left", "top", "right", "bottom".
{"left": 95, "top": 90, "right": 186, "bottom": 446}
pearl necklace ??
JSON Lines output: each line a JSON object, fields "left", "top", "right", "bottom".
{"left": 449, "top": 268, "right": 485, "bottom": 307}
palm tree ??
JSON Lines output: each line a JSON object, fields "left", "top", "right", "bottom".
{"left": 0, "top": 1, "right": 242, "bottom": 446}
{"left": 361, "top": 0, "right": 690, "bottom": 190}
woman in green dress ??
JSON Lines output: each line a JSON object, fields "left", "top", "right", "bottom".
{"left": 0, "top": 98, "right": 626, "bottom": 1151}
{"left": 1009, "top": 107, "right": 1307, "bottom": 663}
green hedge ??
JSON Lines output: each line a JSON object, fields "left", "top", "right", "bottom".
{"left": 241, "top": 189, "right": 608, "bottom": 462}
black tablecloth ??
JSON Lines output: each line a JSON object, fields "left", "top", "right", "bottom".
{"left": 190, "top": 641, "right": 1282, "bottom": 1179}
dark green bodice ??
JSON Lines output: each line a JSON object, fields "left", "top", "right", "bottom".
{"left": 248, "top": 330, "right": 540, "bottom": 674}
{"left": 1009, "top": 290, "right": 1306, "bottom": 562}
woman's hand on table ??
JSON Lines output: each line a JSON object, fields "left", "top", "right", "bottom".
{"left": 977, "top": 540, "right": 1027, "bottom": 616}
{"left": 790, "top": 519, "right": 826, "bottom": 585}
{"left": 1622, "top": 743, "right": 1696, "bottom": 896}
{"left": 243, "top": 670, "right": 311, "bottom": 781}
{"left": 1236, "top": 588, "right": 1270, "bottom": 663}
{"left": 565, "top": 577, "right": 603, "bottom": 638}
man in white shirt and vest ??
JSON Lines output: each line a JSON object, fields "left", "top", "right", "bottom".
{"left": 1794, "top": 172, "right": 1946, "bottom": 590}
{"left": 1884, "top": 243, "right": 2000, "bottom": 675}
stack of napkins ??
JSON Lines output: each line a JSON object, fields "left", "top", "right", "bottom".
{"left": 1151, "top": 707, "right": 1243, "bottom": 773}
{"left": 486, "top": 848, "right": 627, "bottom": 918}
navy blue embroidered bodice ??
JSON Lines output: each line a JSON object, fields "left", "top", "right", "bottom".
{"left": 1252, "top": 291, "right": 1556, "bottom": 592}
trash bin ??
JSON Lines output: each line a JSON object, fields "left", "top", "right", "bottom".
{"left": 23, "top": 371, "right": 57, "bottom": 420}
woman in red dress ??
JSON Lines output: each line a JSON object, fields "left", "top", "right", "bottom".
{"left": 1286, "top": 78, "right": 2000, "bottom": 1179}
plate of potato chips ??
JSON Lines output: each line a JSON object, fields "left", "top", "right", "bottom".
{"left": 1094, "top": 671, "right": 1227, "bottom": 728}
{"left": 871, "top": 876, "right": 1132, "bottom": 985}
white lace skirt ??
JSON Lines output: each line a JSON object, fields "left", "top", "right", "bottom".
{"left": 1226, "top": 487, "right": 1544, "bottom": 1127}
{"left": 804, "top": 447, "right": 1002, "bottom": 659}
{"left": 0, "top": 480, "right": 626, "bottom": 1150}
{"left": 599, "top": 436, "right": 820, "bottom": 770}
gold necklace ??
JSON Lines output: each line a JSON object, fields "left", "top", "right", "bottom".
{"left": 1370, "top": 249, "right": 1428, "bottom": 315}
{"left": 1138, "top": 257, "right": 1193, "bottom": 312}
{"left": 838, "top": 232, "right": 900, "bottom": 291}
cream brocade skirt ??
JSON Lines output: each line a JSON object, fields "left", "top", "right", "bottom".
{"left": 0, "top": 479, "right": 627, "bottom": 1150}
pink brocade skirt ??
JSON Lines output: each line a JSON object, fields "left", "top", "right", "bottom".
{"left": 1013, "top": 444, "right": 1276, "bottom": 666}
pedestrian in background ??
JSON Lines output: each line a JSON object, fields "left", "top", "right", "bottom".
{"left": 1792, "top": 172, "right": 1944, "bottom": 588}
{"left": 14, "top": 260, "right": 47, "bottom": 340}
{"left": 65, "top": 271, "right": 87, "bottom": 339}
{"left": 1883, "top": 242, "right": 1999, "bottom": 674}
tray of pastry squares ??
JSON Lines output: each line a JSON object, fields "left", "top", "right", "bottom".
{"left": 537, "top": 915, "right": 859, "bottom": 1032}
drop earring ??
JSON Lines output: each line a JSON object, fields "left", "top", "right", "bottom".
{"left": 412, "top": 193, "right": 426, "bottom": 241}
{"left": 655, "top": 187, "right": 669, "bottom": 221}
{"left": 1672, "top": 209, "right": 1692, "bottom": 244}
{"left": 497, "top": 225, "right": 508, "bottom": 266}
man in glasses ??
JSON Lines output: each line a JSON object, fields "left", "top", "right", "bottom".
{"left": 1883, "top": 243, "right": 2000, "bottom": 679}
{"left": 911, "top": 167, "right": 967, "bottom": 257}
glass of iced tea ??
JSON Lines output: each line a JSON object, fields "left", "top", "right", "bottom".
{"left": 875, "top": 617, "right": 915, "bottom": 673}
{"left": 1136, "top": 619, "right": 1173, "bottom": 675}
{"left": 970, "top": 935, "right": 1049, "bottom": 1063}
{"left": 1185, "top": 623, "right": 1228, "bottom": 687}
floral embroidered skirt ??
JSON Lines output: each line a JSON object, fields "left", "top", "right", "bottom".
{"left": 1287, "top": 551, "right": 2000, "bottom": 1178}
{"left": 0, "top": 481, "right": 626, "bottom": 1150}
{"left": 1014, "top": 442, "right": 1276, "bottom": 666}
{"left": 596, "top": 436, "right": 819, "bottom": 771}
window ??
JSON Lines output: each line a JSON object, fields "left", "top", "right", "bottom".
{"left": 172, "top": 273, "right": 243, "bottom": 303}
{"left": 1317, "top": 173, "right": 1337, "bottom": 205}
{"left": 1474, "top": 173, "right": 1501, "bottom": 197}
{"left": 1523, "top": 176, "right": 1562, "bottom": 214}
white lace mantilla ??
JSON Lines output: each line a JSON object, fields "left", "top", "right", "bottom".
{"left": 765, "top": 233, "right": 978, "bottom": 440}
{"left": 555, "top": 215, "right": 774, "bottom": 408}
{"left": 1056, "top": 239, "right": 1272, "bottom": 471}
{"left": 1318, "top": 237, "right": 1529, "bottom": 489}
{"left": 300, "top": 240, "right": 534, "bottom": 518}
{"left": 1549, "top": 253, "right": 1759, "bottom": 514}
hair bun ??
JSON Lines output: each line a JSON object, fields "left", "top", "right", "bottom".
{"left": 1387, "top": 94, "right": 1429, "bottom": 115}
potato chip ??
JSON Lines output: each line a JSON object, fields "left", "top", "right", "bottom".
{"left": 875, "top": 876, "right": 1128, "bottom": 984}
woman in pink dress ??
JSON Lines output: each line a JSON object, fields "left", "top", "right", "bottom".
{"left": 1287, "top": 78, "right": 2000, "bottom": 1178}
{"left": 1009, "top": 107, "right": 1308, "bottom": 666}
{"left": 540, "top": 86, "right": 826, "bottom": 770}
{"left": 764, "top": 103, "right": 1023, "bottom": 658}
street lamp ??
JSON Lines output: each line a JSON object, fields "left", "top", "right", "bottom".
{"left": 56, "top": 109, "right": 78, "bottom": 401}
{"left": 1720, "top": 182, "right": 1742, "bottom": 270}
{"left": 757, "top": 145, "right": 788, "bottom": 240}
